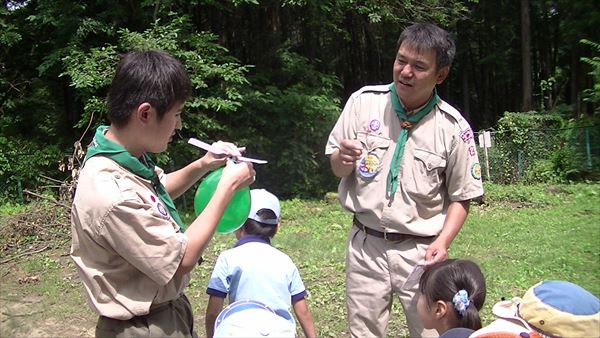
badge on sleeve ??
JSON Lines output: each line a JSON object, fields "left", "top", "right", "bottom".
{"left": 150, "top": 194, "right": 169, "bottom": 218}
{"left": 471, "top": 163, "right": 482, "bottom": 180}
{"left": 358, "top": 153, "right": 381, "bottom": 178}
{"left": 460, "top": 129, "right": 474, "bottom": 143}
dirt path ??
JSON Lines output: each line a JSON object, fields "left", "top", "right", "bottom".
{"left": 0, "top": 244, "right": 214, "bottom": 338}
{"left": 0, "top": 247, "right": 96, "bottom": 338}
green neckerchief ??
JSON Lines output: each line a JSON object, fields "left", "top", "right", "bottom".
{"left": 387, "top": 83, "right": 440, "bottom": 204}
{"left": 84, "top": 125, "right": 186, "bottom": 231}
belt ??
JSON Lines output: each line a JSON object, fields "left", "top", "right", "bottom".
{"left": 149, "top": 300, "right": 171, "bottom": 311}
{"left": 149, "top": 294, "right": 184, "bottom": 311}
{"left": 353, "top": 217, "right": 434, "bottom": 242}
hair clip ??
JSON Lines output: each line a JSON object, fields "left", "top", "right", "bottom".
{"left": 452, "top": 289, "right": 470, "bottom": 317}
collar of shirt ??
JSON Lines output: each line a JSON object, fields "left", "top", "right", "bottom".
{"left": 234, "top": 235, "right": 271, "bottom": 248}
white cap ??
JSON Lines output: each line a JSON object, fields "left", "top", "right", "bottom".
{"left": 247, "top": 189, "right": 280, "bottom": 225}
{"left": 214, "top": 300, "right": 295, "bottom": 337}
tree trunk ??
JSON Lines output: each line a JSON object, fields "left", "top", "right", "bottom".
{"left": 521, "top": 0, "right": 533, "bottom": 111}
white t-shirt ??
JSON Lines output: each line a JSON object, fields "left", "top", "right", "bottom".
{"left": 207, "top": 235, "right": 306, "bottom": 327}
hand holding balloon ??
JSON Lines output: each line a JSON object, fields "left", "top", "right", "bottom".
{"left": 221, "top": 159, "right": 256, "bottom": 191}
{"left": 194, "top": 162, "right": 255, "bottom": 233}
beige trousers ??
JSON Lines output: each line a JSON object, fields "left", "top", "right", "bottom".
{"left": 345, "top": 225, "right": 438, "bottom": 338}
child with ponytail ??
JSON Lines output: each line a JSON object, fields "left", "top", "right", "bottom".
{"left": 417, "top": 259, "right": 487, "bottom": 337}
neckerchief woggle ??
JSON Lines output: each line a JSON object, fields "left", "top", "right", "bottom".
{"left": 387, "top": 83, "right": 440, "bottom": 205}
{"left": 84, "top": 125, "right": 186, "bottom": 231}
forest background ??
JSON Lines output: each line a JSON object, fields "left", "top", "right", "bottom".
{"left": 1, "top": 0, "right": 599, "bottom": 203}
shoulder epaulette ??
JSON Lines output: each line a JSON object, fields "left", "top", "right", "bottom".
{"left": 438, "top": 100, "right": 470, "bottom": 131}
{"left": 351, "top": 84, "right": 391, "bottom": 98}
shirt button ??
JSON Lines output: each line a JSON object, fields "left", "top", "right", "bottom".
{"left": 114, "top": 173, "right": 121, "bottom": 179}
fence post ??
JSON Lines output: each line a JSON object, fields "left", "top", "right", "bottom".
{"left": 17, "top": 179, "right": 24, "bottom": 203}
{"left": 517, "top": 150, "right": 523, "bottom": 180}
{"left": 585, "top": 127, "right": 593, "bottom": 171}
{"left": 478, "top": 131, "right": 492, "bottom": 181}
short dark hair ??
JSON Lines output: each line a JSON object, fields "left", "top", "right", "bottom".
{"left": 107, "top": 50, "right": 192, "bottom": 127}
{"left": 396, "top": 22, "right": 456, "bottom": 70}
{"left": 419, "top": 259, "right": 486, "bottom": 330}
{"left": 241, "top": 209, "right": 278, "bottom": 238}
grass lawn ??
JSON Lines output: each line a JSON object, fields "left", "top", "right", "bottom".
{"left": 0, "top": 183, "right": 599, "bottom": 337}
{"left": 188, "top": 182, "right": 600, "bottom": 337}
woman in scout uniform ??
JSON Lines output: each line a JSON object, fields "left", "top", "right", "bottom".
{"left": 70, "top": 50, "right": 255, "bottom": 338}
{"left": 325, "top": 23, "right": 484, "bottom": 338}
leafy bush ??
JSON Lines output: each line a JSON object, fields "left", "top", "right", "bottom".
{"left": 485, "top": 111, "right": 599, "bottom": 184}
{"left": 523, "top": 159, "right": 561, "bottom": 184}
{"left": 61, "top": 14, "right": 251, "bottom": 134}
{"left": 0, "top": 136, "right": 65, "bottom": 200}
{"left": 580, "top": 39, "right": 600, "bottom": 110}
{"left": 59, "top": 14, "right": 253, "bottom": 206}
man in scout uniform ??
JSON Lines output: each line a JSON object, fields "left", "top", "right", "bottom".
{"left": 70, "top": 50, "right": 255, "bottom": 337}
{"left": 325, "top": 23, "right": 484, "bottom": 337}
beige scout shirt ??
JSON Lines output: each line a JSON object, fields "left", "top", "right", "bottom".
{"left": 326, "top": 84, "right": 484, "bottom": 237}
{"left": 70, "top": 156, "right": 189, "bottom": 320}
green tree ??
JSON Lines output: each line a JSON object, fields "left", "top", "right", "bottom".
{"left": 3, "top": 0, "right": 600, "bottom": 201}
{"left": 1, "top": 2, "right": 250, "bottom": 201}
{"left": 580, "top": 39, "right": 600, "bottom": 112}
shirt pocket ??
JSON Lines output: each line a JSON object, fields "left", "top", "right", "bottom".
{"left": 403, "top": 149, "right": 447, "bottom": 198}
{"left": 356, "top": 131, "right": 391, "bottom": 180}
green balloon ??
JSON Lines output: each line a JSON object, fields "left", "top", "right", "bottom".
{"left": 194, "top": 167, "right": 251, "bottom": 233}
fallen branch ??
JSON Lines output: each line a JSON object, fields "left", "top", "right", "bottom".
{"left": 1, "top": 310, "right": 43, "bottom": 318}
{"left": 0, "top": 245, "right": 49, "bottom": 264}
{"left": 0, "top": 296, "right": 40, "bottom": 303}
{"left": 23, "top": 190, "right": 71, "bottom": 211}
{"left": 39, "top": 174, "right": 65, "bottom": 184}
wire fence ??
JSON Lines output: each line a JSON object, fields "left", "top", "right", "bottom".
{"left": 475, "top": 125, "right": 600, "bottom": 184}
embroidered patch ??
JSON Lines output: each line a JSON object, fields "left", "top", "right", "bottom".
{"left": 471, "top": 163, "right": 482, "bottom": 180}
{"left": 150, "top": 194, "right": 169, "bottom": 217}
{"left": 468, "top": 146, "right": 476, "bottom": 157}
{"left": 460, "top": 129, "right": 474, "bottom": 143}
{"left": 358, "top": 153, "right": 380, "bottom": 178}
{"left": 156, "top": 202, "right": 168, "bottom": 217}
{"left": 369, "top": 119, "right": 381, "bottom": 132}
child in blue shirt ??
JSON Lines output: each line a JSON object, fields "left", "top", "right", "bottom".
{"left": 205, "top": 189, "right": 316, "bottom": 338}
